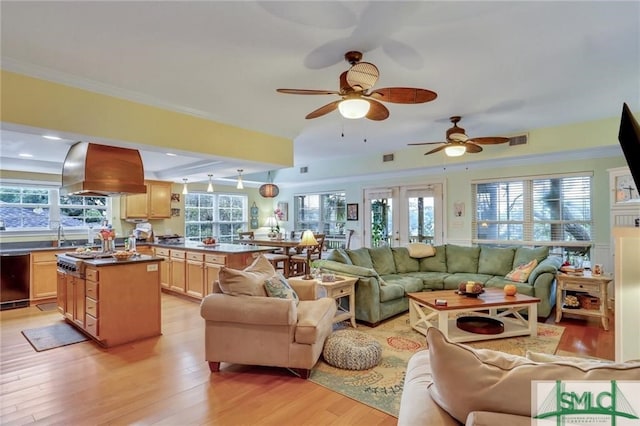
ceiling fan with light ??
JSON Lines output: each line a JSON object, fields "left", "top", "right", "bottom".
{"left": 277, "top": 51, "right": 437, "bottom": 121}
{"left": 408, "top": 116, "right": 510, "bottom": 157}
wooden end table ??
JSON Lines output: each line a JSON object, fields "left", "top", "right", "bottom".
{"left": 407, "top": 288, "right": 540, "bottom": 343}
{"left": 555, "top": 271, "right": 612, "bottom": 330}
{"left": 288, "top": 275, "right": 358, "bottom": 327}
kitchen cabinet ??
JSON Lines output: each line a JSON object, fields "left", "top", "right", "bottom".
{"left": 169, "top": 249, "right": 186, "bottom": 293}
{"left": 120, "top": 180, "right": 172, "bottom": 219}
{"left": 56, "top": 270, "right": 66, "bottom": 315}
{"left": 204, "top": 253, "right": 226, "bottom": 295}
{"left": 62, "top": 273, "right": 85, "bottom": 328}
{"left": 186, "top": 252, "right": 205, "bottom": 298}
{"left": 31, "top": 250, "right": 58, "bottom": 300}
{"left": 154, "top": 247, "right": 171, "bottom": 289}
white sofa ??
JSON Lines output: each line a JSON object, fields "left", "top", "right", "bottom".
{"left": 398, "top": 328, "right": 640, "bottom": 425}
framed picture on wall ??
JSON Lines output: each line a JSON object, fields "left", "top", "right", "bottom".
{"left": 277, "top": 201, "right": 288, "bottom": 221}
{"left": 347, "top": 203, "right": 358, "bottom": 221}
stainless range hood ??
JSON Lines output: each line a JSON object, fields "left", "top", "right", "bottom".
{"left": 60, "top": 142, "right": 147, "bottom": 197}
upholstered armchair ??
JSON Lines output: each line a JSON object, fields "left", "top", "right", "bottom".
{"left": 199, "top": 256, "right": 336, "bottom": 379}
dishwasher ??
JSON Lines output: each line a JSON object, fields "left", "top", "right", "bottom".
{"left": 1, "top": 252, "right": 30, "bottom": 310}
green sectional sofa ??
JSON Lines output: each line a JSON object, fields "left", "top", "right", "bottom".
{"left": 315, "top": 244, "right": 563, "bottom": 326}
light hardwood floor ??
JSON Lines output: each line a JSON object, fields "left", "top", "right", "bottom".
{"left": 1, "top": 294, "right": 613, "bottom": 425}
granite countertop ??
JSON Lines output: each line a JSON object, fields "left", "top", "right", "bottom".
{"left": 84, "top": 254, "right": 163, "bottom": 267}
{"left": 152, "top": 241, "right": 280, "bottom": 254}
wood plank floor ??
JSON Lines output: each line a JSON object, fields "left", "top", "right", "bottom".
{"left": 0, "top": 294, "right": 614, "bottom": 425}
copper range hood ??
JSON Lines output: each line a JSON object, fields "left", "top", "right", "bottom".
{"left": 60, "top": 142, "right": 147, "bottom": 197}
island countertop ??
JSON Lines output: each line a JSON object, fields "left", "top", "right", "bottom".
{"left": 82, "top": 254, "right": 164, "bottom": 267}
{"left": 150, "top": 241, "right": 280, "bottom": 254}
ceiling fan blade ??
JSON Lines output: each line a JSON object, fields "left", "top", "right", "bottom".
{"left": 369, "top": 87, "right": 437, "bottom": 104}
{"left": 277, "top": 88, "right": 340, "bottom": 95}
{"left": 346, "top": 62, "right": 379, "bottom": 91}
{"left": 424, "top": 145, "right": 447, "bottom": 155}
{"left": 470, "top": 136, "right": 510, "bottom": 145}
{"left": 407, "top": 141, "right": 446, "bottom": 146}
{"left": 305, "top": 100, "right": 340, "bottom": 119}
{"left": 366, "top": 99, "right": 389, "bottom": 121}
{"left": 464, "top": 142, "right": 483, "bottom": 153}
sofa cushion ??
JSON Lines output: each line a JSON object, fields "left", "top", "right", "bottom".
{"left": 379, "top": 274, "right": 424, "bottom": 293}
{"left": 477, "top": 246, "right": 516, "bottom": 276}
{"left": 513, "top": 246, "right": 549, "bottom": 269}
{"left": 443, "top": 273, "right": 493, "bottom": 290}
{"left": 369, "top": 246, "right": 396, "bottom": 275}
{"left": 326, "top": 248, "right": 353, "bottom": 265}
{"left": 445, "top": 245, "right": 480, "bottom": 273}
{"left": 347, "top": 247, "right": 374, "bottom": 269}
{"left": 505, "top": 259, "right": 538, "bottom": 282}
{"left": 407, "top": 242, "right": 436, "bottom": 258}
{"left": 406, "top": 271, "right": 449, "bottom": 290}
{"left": 392, "top": 247, "right": 420, "bottom": 273}
{"left": 218, "top": 255, "right": 273, "bottom": 296}
{"left": 419, "top": 245, "right": 447, "bottom": 272}
{"left": 426, "top": 327, "right": 640, "bottom": 423}
{"left": 485, "top": 276, "right": 535, "bottom": 296}
{"left": 379, "top": 283, "right": 406, "bottom": 302}
{"left": 264, "top": 273, "right": 299, "bottom": 305}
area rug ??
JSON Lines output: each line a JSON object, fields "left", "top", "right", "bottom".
{"left": 21, "top": 322, "right": 89, "bottom": 352}
{"left": 309, "top": 314, "right": 564, "bottom": 418}
{"left": 36, "top": 302, "right": 58, "bottom": 311}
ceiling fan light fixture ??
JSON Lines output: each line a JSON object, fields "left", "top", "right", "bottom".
{"left": 338, "top": 98, "right": 370, "bottom": 119}
{"left": 449, "top": 132, "right": 467, "bottom": 142}
{"left": 444, "top": 145, "right": 466, "bottom": 157}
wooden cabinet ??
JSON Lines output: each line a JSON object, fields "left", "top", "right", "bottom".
{"left": 169, "top": 250, "right": 186, "bottom": 293}
{"left": 204, "top": 254, "right": 226, "bottom": 295}
{"left": 120, "top": 180, "right": 172, "bottom": 219}
{"left": 31, "top": 250, "right": 58, "bottom": 300}
{"left": 186, "top": 252, "right": 205, "bottom": 298}
{"left": 614, "top": 227, "right": 640, "bottom": 362}
{"left": 84, "top": 268, "right": 99, "bottom": 338}
{"left": 56, "top": 270, "right": 66, "bottom": 315}
{"left": 61, "top": 273, "right": 85, "bottom": 328}
{"left": 154, "top": 247, "right": 171, "bottom": 289}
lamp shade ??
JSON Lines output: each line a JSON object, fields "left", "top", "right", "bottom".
{"left": 265, "top": 216, "right": 278, "bottom": 228}
{"left": 444, "top": 145, "right": 466, "bottom": 157}
{"left": 300, "top": 230, "right": 318, "bottom": 246}
{"left": 259, "top": 183, "right": 279, "bottom": 198}
{"left": 338, "top": 98, "right": 370, "bottom": 119}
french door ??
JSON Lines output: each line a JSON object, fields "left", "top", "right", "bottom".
{"left": 363, "top": 184, "right": 443, "bottom": 247}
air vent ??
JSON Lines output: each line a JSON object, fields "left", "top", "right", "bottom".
{"left": 508, "top": 134, "right": 528, "bottom": 146}
{"left": 382, "top": 153, "right": 394, "bottom": 162}
{"left": 300, "top": 166, "right": 308, "bottom": 174}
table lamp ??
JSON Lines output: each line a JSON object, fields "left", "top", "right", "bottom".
{"left": 299, "top": 230, "right": 318, "bottom": 280}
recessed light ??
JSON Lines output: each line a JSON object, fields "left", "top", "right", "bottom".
{"left": 19, "top": 153, "right": 33, "bottom": 158}
{"left": 42, "top": 135, "right": 62, "bottom": 140}
{"left": 166, "top": 153, "right": 177, "bottom": 156}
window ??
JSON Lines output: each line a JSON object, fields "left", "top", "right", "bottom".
{"left": 472, "top": 173, "right": 593, "bottom": 256}
{"left": 294, "top": 192, "right": 346, "bottom": 235}
{"left": 184, "top": 193, "right": 247, "bottom": 242}
{"left": 0, "top": 185, "right": 108, "bottom": 231}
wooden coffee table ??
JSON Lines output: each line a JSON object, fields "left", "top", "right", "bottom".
{"left": 407, "top": 288, "right": 541, "bottom": 343}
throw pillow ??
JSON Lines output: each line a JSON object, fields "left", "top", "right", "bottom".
{"left": 217, "top": 255, "right": 275, "bottom": 297}
{"left": 407, "top": 242, "right": 436, "bottom": 258}
{"left": 505, "top": 259, "right": 538, "bottom": 282}
{"left": 426, "top": 327, "right": 640, "bottom": 423}
{"left": 525, "top": 351, "right": 612, "bottom": 364}
{"left": 264, "top": 273, "right": 299, "bottom": 305}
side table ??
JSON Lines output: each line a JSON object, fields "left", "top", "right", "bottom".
{"left": 289, "top": 275, "right": 358, "bottom": 328}
{"left": 555, "top": 271, "right": 612, "bottom": 330}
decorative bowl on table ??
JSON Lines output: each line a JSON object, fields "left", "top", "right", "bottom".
{"left": 202, "top": 237, "right": 217, "bottom": 246}
{"left": 456, "top": 282, "right": 484, "bottom": 297}
{"left": 112, "top": 250, "right": 134, "bottom": 261}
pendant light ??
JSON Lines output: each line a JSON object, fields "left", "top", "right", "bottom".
{"left": 207, "top": 174, "right": 214, "bottom": 192}
{"left": 182, "top": 178, "right": 188, "bottom": 194}
{"left": 259, "top": 171, "right": 279, "bottom": 198}
{"left": 236, "top": 169, "right": 244, "bottom": 189}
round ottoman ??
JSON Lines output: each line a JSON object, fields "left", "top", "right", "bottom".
{"left": 322, "top": 329, "right": 382, "bottom": 370}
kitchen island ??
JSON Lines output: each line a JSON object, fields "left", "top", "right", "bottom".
{"left": 57, "top": 254, "right": 163, "bottom": 348}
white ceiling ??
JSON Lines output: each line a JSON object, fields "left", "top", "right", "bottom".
{"left": 1, "top": 1, "right": 638, "bottom": 185}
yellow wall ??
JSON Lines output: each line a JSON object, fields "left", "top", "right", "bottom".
{"left": 1, "top": 70, "right": 293, "bottom": 166}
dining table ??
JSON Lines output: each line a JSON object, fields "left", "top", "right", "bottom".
{"left": 234, "top": 238, "right": 304, "bottom": 254}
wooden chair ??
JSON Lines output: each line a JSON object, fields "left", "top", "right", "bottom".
{"left": 237, "top": 231, "right": 254, "bottom": 244}
{"left": 290, "top": 234, "right": 325, "bottom": 277}
{"left": 263, "top": 252, "right": 291, "bottom": 277}
{"left": 344, "top": 229, "right": 354, "bottom": 249}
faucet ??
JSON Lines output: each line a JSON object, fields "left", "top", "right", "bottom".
{"left": 57, "top": 224, "right": 66, "bottom": 246}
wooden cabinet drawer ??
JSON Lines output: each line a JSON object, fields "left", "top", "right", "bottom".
{"left": 155, "top": 247, "right": 170, "bottom": 257}
{"left": 562, "top": 282, "right": 599, "bottom": 293}
{"left": 187, "top": 252, "right": 204, "bottom": 262}
{"left": 85, "top": 314, "right": 99, "bottom": 338}
{"left": 32, "top": 251, "right": 58, "bottom": 262}
{"left": 170, "top": 250, "right": 186, "bottom": 259}
{"left": 204, "top": 254, "right": 226, "bottom": 265}
{"left": 86, "top": 269, "right": 99, "bottom": 282}
{"left": 86, "top": 280, "right": 98, "bottom": 300}
{"left": 85, "top": 297, "right": 98, "bottom": 317}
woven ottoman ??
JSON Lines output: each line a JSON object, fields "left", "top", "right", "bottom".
{"left": 322, "top": 329, "right": 382, "bottom": 370}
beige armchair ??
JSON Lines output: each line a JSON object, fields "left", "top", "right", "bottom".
{"left": 200, "top": 280, "right": 336, "bottom": 379}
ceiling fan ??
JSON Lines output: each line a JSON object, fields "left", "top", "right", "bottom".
{"left": 408, "top": 116, "right": 510, "bottom": 157}
{"left": 276, "top": 51, "right": 437, "bottom": 121}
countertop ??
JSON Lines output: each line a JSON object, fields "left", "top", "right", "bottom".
{"left": 152, "top": 241, "right": 280, "bottom": 254}
{"left": 84, "top": 254, "right": 163, "bottom": 267}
